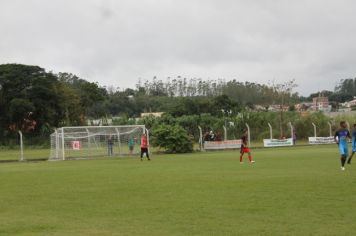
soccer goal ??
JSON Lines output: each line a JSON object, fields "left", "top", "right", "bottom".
{"left": 49, "top": 125, "right": 147, "bottom": 160}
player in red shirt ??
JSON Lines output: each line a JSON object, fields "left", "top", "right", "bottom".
{"left": 140, "top": 133, "right": 150, "bottom": 161}
{"left": 240, "top": 129, "right": 255, "bottom": 164}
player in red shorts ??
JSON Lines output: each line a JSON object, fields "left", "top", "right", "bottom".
{"left": 140, "top": 133, "right": 150, "bottom": 161}
{"left": 240, "top": 129, "right": 255, "bottom": 164}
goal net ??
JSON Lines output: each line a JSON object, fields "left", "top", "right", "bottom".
{"left": 49, "top": 125, "right": 147, "bottom": 160}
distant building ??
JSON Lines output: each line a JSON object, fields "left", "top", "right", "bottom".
{"left": 312, "top": 96, "right": 331, "bottom": 112}
{"left": 350, "top": 98, "right": 356, "bottom": 107}
{"left": 338, "top": 107, "right": 352, "bottom": 112}
{"left": 254, "top": 105, "right": 267, "bottom": 111}
{"left": 87, "top": 118, "right": 113, "bottom": 126}
{"left": 295, "top": 103, "right": 313, "bottom": 112}
{"left": 343, "top": 97, "right": 356, "bottom": 107}
{"left": 267, "top": 105, "right": 289, "bottom": 112}
{"left": 339, "top": 97, "right": 356, "bottom": 111}
{"left": 141, "top": 112, "right": 164, "bottom": 118}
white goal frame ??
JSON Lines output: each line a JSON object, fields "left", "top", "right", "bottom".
{"left": 49, "top": 125, "right": 147, "bottom": 160}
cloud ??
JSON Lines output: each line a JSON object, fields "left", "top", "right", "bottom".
{"left": 1, "top": 0, "right": 356, "bottom": 95}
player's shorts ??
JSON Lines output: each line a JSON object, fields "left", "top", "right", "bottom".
{"left": 339, "top": 143, "right": 349, "bottom": 156}
{"left": 241, "top": 147, "right": 250, "bottom": 153}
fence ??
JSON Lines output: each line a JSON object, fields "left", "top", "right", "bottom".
{"left": 200, "top": 120, "right": 344, "bottom": 150}
{"left": 0, "top": 131, "right": 49, "bottom": 162}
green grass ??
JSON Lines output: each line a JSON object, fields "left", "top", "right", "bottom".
{"left": 0, "top": 148, "right": 49, "bottom": 161}
{"left": 0, "top": 146, "right": 356, "bottom": 235}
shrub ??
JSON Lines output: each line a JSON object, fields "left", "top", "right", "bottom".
{"left": 152, "top": 124, "right": 193, "bottom": 153}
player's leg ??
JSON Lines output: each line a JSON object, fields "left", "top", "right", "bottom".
{"left": 341, "top": 155, "right": 347, "bottom": 170}
{"left": 348, "top": 143, "right": 356, "bottom": 164}
{"left": 348, "top": 152, "right": 354, "bottom": 164}
{"left": 248, "top": 152, "right": 255, "bottom": 163}
{"left": 239, "top": 145, "right": 244, "bottom": 163}
{"left": 146, "top": 148, "right": 150, "bottom": 160}
{"left": 108, "top": 145, "right": 113, "bottom": 156}
{"left": 240, "top": 151, "right": 244, "bottom": 163}
{"left": 140, "top": 148, "right": 144, "bottom": 161}
{"left": 340, "top": 145, "right": 348, "bottom": 170}
{"left": 243, "top": 147, "right": 254, "bottom": 163}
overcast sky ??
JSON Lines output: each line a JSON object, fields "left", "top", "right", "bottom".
{"left": 1, "top": 0, "right": 356, "bottom": 95}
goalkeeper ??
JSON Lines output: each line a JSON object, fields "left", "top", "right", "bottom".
{"left": 140, "top": 133, "right": 150, "bottom": 161}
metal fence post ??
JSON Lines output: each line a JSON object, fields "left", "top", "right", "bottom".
{"left": 223, "top": 126, "right": 227, "bottom": 141}
{"left": 328, "top": 122, "right": 332, "bottom": 137}
{"left": 312, "top": 123, "right": 317, "bottom": 138}
{"left": 198, "top": 126, "right": 203, "bottom": 151}
{"left": 18, "top": 131, "right": 24, "bottom": 161}
{"left": 288, "top": 122, "right": 293, "bottom": 139}
{"left": 245, "top": 123, "right": 251, "bottom": 147}
{"left": 268, "top": 123, "right": 273, "bottom": 140}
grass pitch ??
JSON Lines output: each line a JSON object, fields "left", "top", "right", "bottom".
{"left": 0, "top": 145, "right": 356, "bottom": 235}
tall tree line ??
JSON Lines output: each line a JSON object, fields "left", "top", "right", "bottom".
{"left": 0, "top": 64, "right": 105, "bottom": 144}
{"left": 7, "top": 63, "right": 355, "bottom": 144}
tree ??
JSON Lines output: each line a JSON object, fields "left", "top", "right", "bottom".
{"left": 58, "top": 72, "right": 107, "bottom": 118}
{"left": 335, "top": 78, "right": 356, "bottom": 96}
{"left": 0, "top": 64, "right": 110, "bottom": 144}
{"left": 8, "top": 98, "right": 35, "bottom": 131}
{"left": 0, "top": 64, "right": 64, "bottom": 141}
{"left": 213, "top": 95, "right": 235, "bottom": 117}
{"left": 270, "top": 79, "right": 298, "bottom": 137}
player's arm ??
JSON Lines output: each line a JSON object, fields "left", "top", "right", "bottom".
{"left": 347, "top": 131, "right": 352, "bottom": 142}
{"left": 334, "top": 131, "right": 339, "bottom": 144}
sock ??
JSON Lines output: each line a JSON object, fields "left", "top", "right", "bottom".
{"left": 248, "top": 155, "right": 252, "bottom": 162}
{"left": 240, "top": 154, "right": 243, "bottom": 162}
{"left": 341, "top": 156, "right": 346, "bottom": 167}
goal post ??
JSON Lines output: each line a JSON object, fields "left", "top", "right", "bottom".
{"left": 49, "top": 125, "right": 146, "bottom": 160}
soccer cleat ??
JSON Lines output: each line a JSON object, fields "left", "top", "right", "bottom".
{"left": 251, "top": 160, "right": 255, "bottom": 163}
{"left": 341, "top": 167, "right": 345, "bottom": 171}
{"left": 240, "top": 162, "right": 244, "bottom": 164}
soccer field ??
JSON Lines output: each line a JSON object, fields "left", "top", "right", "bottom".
{"left": 0, "top": 146, "right": 355, "bottom": 236}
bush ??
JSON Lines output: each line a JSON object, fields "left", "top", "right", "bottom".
{"left": 152, "top": 124, "right": 193, "bottom": 153}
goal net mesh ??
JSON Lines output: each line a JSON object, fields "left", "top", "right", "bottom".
{"left": 49, "top": 125, "right": 146, "bottom": 160}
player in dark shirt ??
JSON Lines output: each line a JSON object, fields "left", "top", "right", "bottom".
{"left": 240, "top": 129, "right": 255, "bottom": 164}
{"left": 334, "top": 121, "right": 351, "bottom": 171}
{"left": 107, "top": 136, "right": 114, "bottom": 156}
